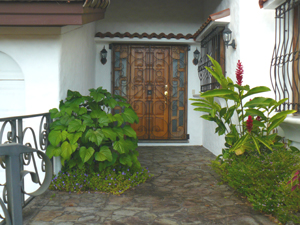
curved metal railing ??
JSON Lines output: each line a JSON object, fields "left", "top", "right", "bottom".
{"left": 0, "top": 113, "right": 52, "bottom": 224}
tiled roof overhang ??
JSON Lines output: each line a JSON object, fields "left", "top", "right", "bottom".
{"left": 259, "top": 0, "right": 269, "bottom": 8}
{"left": 95, "top": 32, "right": 194, "bottom": 40}
{"left": 193, "top": 8, "right": 230, "bottom": 41}
{"left": 0, "top": 0, "right": 110, "bottom": 26}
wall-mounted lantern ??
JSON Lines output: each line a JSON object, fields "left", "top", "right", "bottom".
{"left": 193, "top": 48, "right": 200, "bottom": 65}
{"left": 223, "top": 27, "right": 236, "bottom": 49}
{"left": 100, "top": 46, "right": 108, "bottom": 65}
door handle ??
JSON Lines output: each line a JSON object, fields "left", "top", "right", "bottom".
{"left": 164, "top": 91, "right": 168, "bottom": 104}
{"left": 164, "top": 85, "right": 168, "bottom": 104}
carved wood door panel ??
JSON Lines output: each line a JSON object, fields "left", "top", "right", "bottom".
{"left": 112, "top": 44, "right": 187, "bottom": 140}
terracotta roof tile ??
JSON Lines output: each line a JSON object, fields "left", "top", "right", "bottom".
{"left": 193, "top": 8, "right": 230, "bottom": 40}
{"left": 259, "top": 0, "right": 269, "bottom": 8}
{"left": 193, "top": 18, "right": 212, "bottom": 41}
{"left": 95, "top": 32, "right": 194, "bottom": 40}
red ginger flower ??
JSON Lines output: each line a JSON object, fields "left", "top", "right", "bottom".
{"left": 246, "top": 115, "right": 253, "bottom": 133}
{"left": 287, "top": 170, "right": 300, "bottom": 192}
{"left": 236, "top": 60, "right": 244, "bottom": 86}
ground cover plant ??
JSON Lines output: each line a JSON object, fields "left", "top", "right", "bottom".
{"left": 49, "top": 165, "right": 153, "bottom": 195}
{"left": 211, "top": 148, "right": 300, "bottom": 224}
{"left": 47, "top": 87, "right": 153, "bottom": 195}
{"left": 191, "top": 56, "right": 300, "bottom": 224}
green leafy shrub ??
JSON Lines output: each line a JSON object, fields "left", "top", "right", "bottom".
{"left": 192, "top": 56, "right": 300, "bottom": 224}
{"left": 190, "top": 55, "right": 296, "bottom": 158}
{"left": 46, "top": 87, "right": 140, "bottom": 173}
{"left": 49, "top": 165, "right": 153, "bottom": 195}
{"left": 211, "top": 148, "right": 300, "bottom": 224}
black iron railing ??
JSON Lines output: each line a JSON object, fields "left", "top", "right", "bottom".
{"left": 0, "top": 113, "right": 52, "bottom": 225}
{"left": 271, "top": 0, "right": 300, "bottom": 112}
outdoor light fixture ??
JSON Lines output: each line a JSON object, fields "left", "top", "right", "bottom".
{"left": 100, "top": 46, "right": 107, "bottom": 65}
{"left": 223, "top": 27, "right": 236, "bottom": 49}
{"left": 193, "top": 48, "right": 200, "bottom": 65}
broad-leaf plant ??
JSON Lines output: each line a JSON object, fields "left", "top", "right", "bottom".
{"left": 191, "top": 56, "right": 296, "bottom": 158}
{"left": 46, "top": 87, "right": 140, "bottom": 172}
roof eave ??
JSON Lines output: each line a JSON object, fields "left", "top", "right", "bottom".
{"left": 193, "top": 8, "right": 230, "bottom": 41}
{"left": 0, "top": 1, "right": 109, "bottom": 26}
{"left": 259, "top": 0, "right": 286, "bottom": 9}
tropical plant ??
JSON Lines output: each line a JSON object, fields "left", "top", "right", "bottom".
{"left": 190, "top": 56, "right": 296, "bottom": 158}
{"left": 46, "top": 87, "right": 140, "bottom": 172}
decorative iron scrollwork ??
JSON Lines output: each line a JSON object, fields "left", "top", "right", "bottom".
{"left": 0, "top": 121, "right": 16, "bottom": 144}
{"left": 0, "top": 113, "right": 51, "bottom": 224}
{"left": 0, "top": 196, "right": 11, "bottom": 225}
{"left": 112, "top": 44, "right": 188, "bottom": 140}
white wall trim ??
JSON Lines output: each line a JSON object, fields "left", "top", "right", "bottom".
{"left": 282, "top": 115, "right": 300, "bottom": 125}
{"left": 263, "top": 0, "right": 286, "bottom": 9}
{"left": 279, "top": 115, "right": 300, "bottom": 149}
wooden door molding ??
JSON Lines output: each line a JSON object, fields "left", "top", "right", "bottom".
{"left": 112, "top": 44, "right": 188, "bottom": 140}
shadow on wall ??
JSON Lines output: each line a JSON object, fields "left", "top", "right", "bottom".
{"left": 0, "top": 51, "right": 25, "bottom": 118}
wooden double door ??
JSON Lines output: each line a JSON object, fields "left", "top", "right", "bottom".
{"left": 112, "top": 44, "right": 188, "bottom": 140}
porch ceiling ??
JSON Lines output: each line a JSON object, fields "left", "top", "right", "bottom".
{"left": 105, "top": 0, "right": 217, "bottom": 21}
{"left": 98, "top": 0, "right": 222, "bottom": 35}
{"left": 95, "top": 0, "right": 226, "bottom": 41}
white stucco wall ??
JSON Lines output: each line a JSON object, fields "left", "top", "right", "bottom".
{"left": 95, "top": 40, "right": 111, "bottom": 92}
{"left": 0, "top": 23, "right": 99, "bottom": 195}
{"left": 0, "top": 29, "right": 61, "bottom": 116}
{"left": 0, "top": 52, "right": 25, "bottom": 118}
{"left": 197, "top": 0, "right": 276, "bottom": 155}
{"left": 214, "top": 0, "right": 275, "bottom": 96}
{"left": 59, "top": 23, "right": 97, "bottom": 100}
{"left": 239, "top": 3, "right": 275, "bottom": 97}
{"left": 0, "top": 23, "right": 99, "bottom": 116}
{"left": 0, "top": 28, "right": 62, "bottom": 217}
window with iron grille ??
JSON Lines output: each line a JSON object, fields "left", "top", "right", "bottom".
{"left": 198, "top": 26, "right": 225, "bottom": 92}
{"left": 271, "top": 0, "right": 300, "bottom": 112}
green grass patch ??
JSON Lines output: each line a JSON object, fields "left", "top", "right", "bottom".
{"left": 211, "top": 149, "right": 300, "bottom": 224}
{"left": 49, "top": 165, "right": 153, "bottom": 195}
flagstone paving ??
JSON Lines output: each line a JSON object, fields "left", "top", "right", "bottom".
{"left": 23, "top": 146, "right": 276, "bottom": 225}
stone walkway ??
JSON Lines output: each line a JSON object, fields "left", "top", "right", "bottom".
{"left": 23, "top": 146, "right": 276, "bottom": 225}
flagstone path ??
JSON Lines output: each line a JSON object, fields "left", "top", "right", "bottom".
{"left": 23, "top": 146, "right": 276, "bottom": 225}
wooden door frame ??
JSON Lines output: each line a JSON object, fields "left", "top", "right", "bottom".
{"left": 111, "top": 43, "right": 188, "bottom": 141}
